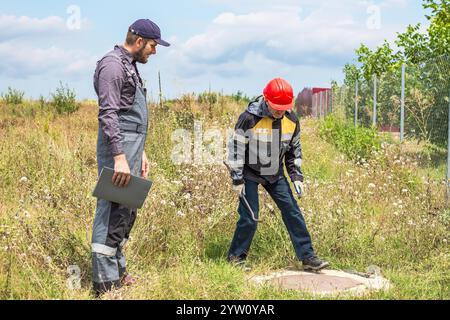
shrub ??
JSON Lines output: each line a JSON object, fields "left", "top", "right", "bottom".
{"left": 319, "top": 114, "right": 383, "bottom": 161}
{"left": 51, "top": 82, "right": 79, "bottom": 114}
{"left": 231, "top": 90, "right": 251, "bottom": 104}
{"left": 1, "top": 87, "right": 25, "bottom": 105}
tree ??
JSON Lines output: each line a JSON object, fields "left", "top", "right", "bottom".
{"left": 395, "top": 24, "right": 431, "bottom": 64}
{"left": 424, "top": 0, "right": 450, "bottom": 56}
{"left": 355, "top": 41, "right": 398, "bottom": 81}
{"left": 339, "top": 0, "right": 450, "bottom": 147}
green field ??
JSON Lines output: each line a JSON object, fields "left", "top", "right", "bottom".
{"left": 0, "top": 97, "right": 448, "bottom": 300}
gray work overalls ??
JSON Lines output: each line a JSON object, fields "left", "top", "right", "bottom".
{"left": 92, "top": 49, "right": 148, "bottom": 294}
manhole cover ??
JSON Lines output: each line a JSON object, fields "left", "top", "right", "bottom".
{"left": 270, "top": 274, "right": 364, "bottom": 293}
{"left": 250, "top": 270, "right": 391, "bottom": 296}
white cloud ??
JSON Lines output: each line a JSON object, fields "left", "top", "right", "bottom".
{"left": 0, "top": 42, "right": 96, "bottom": 78}
{"left": 159, "top": 0, "right": 416, "bottom": 97}
{"left": 380, "top": 0, "right": 408, "bottom": 8}
{"left": 173, "top": 2, "right": 399, "bottom": 77}
{"left": 0, "top": 15, "right": 67, "bottom": 41}
{"left": 0, "top": 14, "right": 95, "bottom": 79}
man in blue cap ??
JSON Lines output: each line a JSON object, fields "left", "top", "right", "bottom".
{"left": 92, "top": 19, "right": 169, "bottom": 296}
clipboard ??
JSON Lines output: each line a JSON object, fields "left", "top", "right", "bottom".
{"left": 92, "top": 167, "right": 153, "bottom": 209}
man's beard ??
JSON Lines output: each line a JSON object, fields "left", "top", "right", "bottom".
{"left": 134, "top": 45, "right": 148, "bottom": 64}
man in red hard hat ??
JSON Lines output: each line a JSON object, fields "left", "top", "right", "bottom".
{"left": 226, "top": 78, "right": 329, "bottom": 271}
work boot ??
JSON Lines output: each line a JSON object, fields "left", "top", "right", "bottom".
{"left": 121, "top": 273, "right": 137, "bottom": 286}
{"left": 302, "top": 255, "right": 329, "bottom": 271}
{"left": 228, "top": 257, "right": 252, "bottom": 272}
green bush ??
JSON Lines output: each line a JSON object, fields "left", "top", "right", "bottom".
{"left": 319, "top": 115, "right": 382, "bottom": 161}
{"left": 51, "top": 82, "right": 79, "bottom": 114}
{"left": 1, "top": 87, "right": 25, "bottom": 105}
{"left": 231, "top": 90, "right": 251, "bottom": 104}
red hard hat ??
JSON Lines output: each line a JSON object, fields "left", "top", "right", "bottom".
{"left": 263, "top": 78, "right": 294, "bottom": 111}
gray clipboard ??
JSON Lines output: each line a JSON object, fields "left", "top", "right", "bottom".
{"left": 92, "top": 167, "right": 153, "bottom": 209}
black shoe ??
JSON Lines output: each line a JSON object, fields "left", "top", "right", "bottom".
{"left": 302, "top": 255, "right": 329, "bottom": 271}
{"left": 228, "top": 257, "right": 252, "bottom": 272}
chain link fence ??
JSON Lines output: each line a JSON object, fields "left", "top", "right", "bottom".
{"left": 331, "top": 55, "right": 450, "bottom": 202}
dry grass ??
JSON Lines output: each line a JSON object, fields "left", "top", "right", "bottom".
{"left": 0, "top": 98, "right": 448, "bottom": 300}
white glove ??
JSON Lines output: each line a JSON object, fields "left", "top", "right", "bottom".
{"left": 293, "top": 181, "right": 304, "bottom": 198}
{"left": 232, "top": 184, "right": 245, "bottom": 196}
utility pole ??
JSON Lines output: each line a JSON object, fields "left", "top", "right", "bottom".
{"left": 158, "top": 71, "right": 163, "bottom": 108}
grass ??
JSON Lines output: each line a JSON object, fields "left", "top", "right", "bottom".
{"left": 0, "top": 97, "right": 448, "bottom": 300}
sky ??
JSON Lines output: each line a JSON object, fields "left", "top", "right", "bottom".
{"left": 0, "top": 0, "right": 430, "bottom": 101}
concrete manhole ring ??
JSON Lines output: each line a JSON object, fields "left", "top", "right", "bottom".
{"left": 270, "top": 274, "right": 364, "bottom": 292}
{"left": 249, "top": 269, "right": 392, "bottom": 296}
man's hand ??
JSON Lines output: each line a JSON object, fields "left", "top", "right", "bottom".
{"left": 141, "top": 151, "right": 150, "bottom": 178}
{"left": 232, "top": 183, "right": 245, "bottom": 196}
{"left": 294, "top": 181, "right": 304, "bottom": 198}
{"left": 113, "top": 154, "right": 131, "bottom": 187}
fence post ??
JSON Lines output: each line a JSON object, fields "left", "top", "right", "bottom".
{"left": 312, "top": 93, "right": 316, "bottom": 118}
{"left": 355, "top": 80, "right": 358, "bottom": 126}
{"left": 447, "top": 89, "right": 450, "bottom": 204}
{"left": 328, "top": 90, "right": 331, "bottom": 115}
{"left": 400, "top": 63, "right": 406, "bottom": 142}
{"left": 330, "top": 89, "right": 333, "bottom": 114}
{"left": 373, "top": 74, "right": 377, "bottom": 127}
{"left": 320, "top": 91, "right": 323, "bottom": 119}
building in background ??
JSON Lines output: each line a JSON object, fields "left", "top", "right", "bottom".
{"left": 296, "top": 87, "right": 332, "bottom": 118}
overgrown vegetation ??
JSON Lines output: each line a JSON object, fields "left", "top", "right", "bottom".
{"left": 319, "top": 115, "right": 385, "bottom": 162}
{"left": 338, "top": 0, "right": 450, "bottom": 147}
{"left": 0, "top": 83, "right": 84, "bottom": 122}
{"left": 1, "top": 87, "right": 25, "bottom": 105}
{"left": 51, "top": 82, "right": 79, "bottom": 115}
{"left": 0, "top": 92, "right": 448, "bottom": 300}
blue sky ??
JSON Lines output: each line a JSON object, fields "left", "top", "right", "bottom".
{"left": 0, "top": 0, "right": 429, "bottom": 101}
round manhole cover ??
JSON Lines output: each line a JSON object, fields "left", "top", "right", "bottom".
{"left": 269, "top": 274, "right": 364, "bottom": 293}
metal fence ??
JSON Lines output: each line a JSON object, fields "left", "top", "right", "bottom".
{"left": 296, "top": 88, "right": 332, "bottom": 119}
{"left": 331, "top": 55, "right": 450, "bottom": 201}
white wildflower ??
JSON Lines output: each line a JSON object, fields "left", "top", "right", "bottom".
{"left": 176, "top": 211, "right": 185, "bottom": 217}
{"left": 183, "top": 193, "right": 191, "bottom": 200}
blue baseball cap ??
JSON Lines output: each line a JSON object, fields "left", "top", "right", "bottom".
{"left": 129, "top": 19, "right": 170, "bottom": 47}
